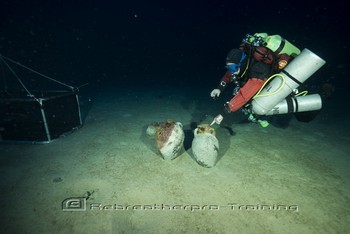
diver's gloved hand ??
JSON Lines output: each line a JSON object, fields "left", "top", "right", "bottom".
{"left": 210, "top": 102, "right": 232, "bottom": 126}
{"left": 210, "top": 89, "right": 221, "bottom": 99}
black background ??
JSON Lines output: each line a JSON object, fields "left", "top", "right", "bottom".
{"left": 1, "top": 0, "right": 348, "bottom": 93}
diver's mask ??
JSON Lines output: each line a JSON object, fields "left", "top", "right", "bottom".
{"left": 225, "top": 63, "right": 240, "bottom": 74}
{"left": 225, "top": 51, "right": 246, "bottom": 74}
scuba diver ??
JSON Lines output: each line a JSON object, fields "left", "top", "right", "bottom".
{"left": 209, "top": 32, "right": 327, "bottom": 127}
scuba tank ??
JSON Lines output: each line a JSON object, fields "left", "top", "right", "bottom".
{"left": 264, "top": 94, "right": 322, "bottom": 115}
{"left": 242, "top": 33, "right": 301, "bottom": 57}
{"left": 264, "top": 34, "right": 301, "bottom": 57}
{"left": 251, "top": 48, "right": 326, "bottom": 115}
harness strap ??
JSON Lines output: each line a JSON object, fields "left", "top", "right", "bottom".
{"left": 286, "top": 96, "right": 297, "bottom": 113}
{"left": 275, "top": 38, "right": 285, "bottom": 55}
{"left": 294, "top": 96, "right": 299, "bottom": 113}
{"left": 254, "top": 48, "right": 275, "bottom": 66}
{"left": 281, "top": 70, "right": 302, "bottom": 86}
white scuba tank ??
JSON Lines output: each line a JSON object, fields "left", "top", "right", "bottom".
{"left": 265, "top": 94, "right": 322, "bottom": 115}
{"left": 251, "top": 48, "right": 326, "bottom": 115}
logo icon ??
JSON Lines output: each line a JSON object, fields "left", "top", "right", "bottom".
{"left": 62, "top": 197, "right": 86, "bottom": 211}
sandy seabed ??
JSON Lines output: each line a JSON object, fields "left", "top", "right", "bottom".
{"left": 0, "top": 87, "right": 349, "bottom": 234}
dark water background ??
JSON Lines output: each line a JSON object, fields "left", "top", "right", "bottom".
{"left": 0, "top": 1, "right": 348, "bottom": 106}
